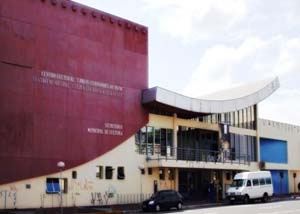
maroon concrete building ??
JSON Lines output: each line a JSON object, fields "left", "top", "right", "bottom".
{"left": 0, "top": 0, "right": 148, "bottom": 185}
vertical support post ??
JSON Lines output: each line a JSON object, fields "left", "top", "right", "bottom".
{"left": 60, "top": 169, "right": 63, "bottom": 214}
{"left": 172, "top": 113, "right": 177, "bottom": 159}
{"left": 255, "top": 105, "right": 260, "bottom": 162}
{"left": 57, "top": 161, "right": 65, "bottom": 214}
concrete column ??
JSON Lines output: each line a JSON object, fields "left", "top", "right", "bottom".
{"left": 255, "top": 104, "right": 261, "bottom": 162}
{"left": 172, "top": 113, "right": 177, "bottom": 159}
{"left": 175, "top": 168, "right": 179, "bottom": 191}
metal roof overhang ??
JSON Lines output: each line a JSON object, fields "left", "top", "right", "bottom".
{"left": 142, "top": 77, "right": 280, "bottom": 117}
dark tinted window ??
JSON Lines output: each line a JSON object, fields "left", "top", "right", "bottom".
{"left": 253, "top": 179, "right": 259, "bottom": 186}
{"left": 72, "top": 171, "right": 77, "bottom": 179}
{"left": 266, "top": 178, "right": 272, "bottom": 185}
{"left": 159, "top": 191, "right": 168, "bottom": 198}
{"left": 117, "top": 167, "right": 125, "bottom": 180}
{"left": 105, "top": 166, "right": 113, "bottom": 179}
{"left": 259, "top": 178, "right": 266, "bottom": 185}
{"left": 247, "top": 180, "right": 252, "bottom": 187}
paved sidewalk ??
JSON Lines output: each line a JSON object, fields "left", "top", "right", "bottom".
{"left": 0, "top": 195, "right": 299, "bottom": 214}
{"left": 112, "top": 195, "right": 300, "bottom": 213}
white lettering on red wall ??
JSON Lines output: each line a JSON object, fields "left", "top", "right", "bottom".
{"left": 33, "top": 71, "right": 123, "bottom": 97}
{"left": 88, "top": 123, "right": 123, "bottom": 136}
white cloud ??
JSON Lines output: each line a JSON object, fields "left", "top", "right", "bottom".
{"left": 142, "top": 0, "right": 300, "bottom": 46}
{"left": 142, "top": 0, "right": 248, "bottom": 44}
{"left": 273, "top": 38, "right": 300, "bottom": 76}
{"left": 183, "top": 36, "right": 300, "bottom": 124}
{"left": 183, "top": 37, "right": 268, "bottom": 97}
{"left": 259, "top": 92, "right": 300, "bottom": 125}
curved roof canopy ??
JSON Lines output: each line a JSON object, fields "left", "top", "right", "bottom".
{"left": 142, "top": 77, "right": 280, "bottom": 116}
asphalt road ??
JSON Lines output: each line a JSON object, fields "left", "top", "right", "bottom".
{"left": 144, "top": 200, "right": 300, "bottom": 214}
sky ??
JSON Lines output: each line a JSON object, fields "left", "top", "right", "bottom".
{"left": 74, "top": 0, "right": 300, "bottom": 125}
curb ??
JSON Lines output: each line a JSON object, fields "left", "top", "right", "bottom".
{"left": 113, "top": 197, "right": 300, "bottom": 213}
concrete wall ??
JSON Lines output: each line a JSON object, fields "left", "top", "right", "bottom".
{"left": 259, "top": 119, "right": 300, "bottom": 193}
{"left": 259, "top": 119, "right": 300, "bottom": 170}
{"left": 289, "top": 170, "right": 300, "bottom": 195}
{"left": 0, "top": 136, "right": 177, "bottom": 209}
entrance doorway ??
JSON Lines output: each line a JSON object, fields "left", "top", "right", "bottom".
{"left": 178, "top": 169, "right": 223, "bottom": 201}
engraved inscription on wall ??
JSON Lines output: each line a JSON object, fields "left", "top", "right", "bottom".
{"left": 33, "top": 71, "right": 123, "bottom": 97}
{"left": 88, "top": 123, "right": 123, "bottom": 136}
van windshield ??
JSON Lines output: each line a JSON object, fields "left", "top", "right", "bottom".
{"left": 231, "top": 179, "right": 246, "bottom": 187}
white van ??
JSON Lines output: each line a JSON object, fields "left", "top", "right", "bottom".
{"left": 226, "top": 171, "right": 273, "bottom": 204}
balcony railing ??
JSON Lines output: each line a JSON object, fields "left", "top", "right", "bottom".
{"left": 138, "top": 145, "right": 250, "bottom": 165}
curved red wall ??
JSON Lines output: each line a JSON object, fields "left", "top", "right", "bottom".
{"left": 0, "top": 0, "right": 148, "bottom": 184}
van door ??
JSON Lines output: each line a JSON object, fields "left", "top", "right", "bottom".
{"left": 245, "top": 180, "right": 253, "bottom": 198}
{"left": 252, "top": 179, "right": 260, "bottom": 198}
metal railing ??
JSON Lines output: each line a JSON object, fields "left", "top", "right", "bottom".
{"left": 139, "top": 145, "right": 250, "bottom": 165}
{"left": 116, "top": 193, "right": 152, "bottom": 204}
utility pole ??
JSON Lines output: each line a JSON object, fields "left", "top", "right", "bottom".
{"left": 57, "top": 161, "right": 65, "bottom": 214}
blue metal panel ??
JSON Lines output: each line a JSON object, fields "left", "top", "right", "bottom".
{"left": 270, "top": 170, "right": 288, "bottom": 195}
{"left": 260, "top": 138, "right": 287, "bottom": 163}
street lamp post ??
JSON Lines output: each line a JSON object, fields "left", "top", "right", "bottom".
{"left": 57, "top": 161, "right": 65, "bottom": 214}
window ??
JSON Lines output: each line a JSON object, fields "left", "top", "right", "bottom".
{"left": 62, "top": 178, "right": 68, "bottom": 193}
{"left": 246, "top": 180, "right": 252, "bottom": 187}
{"left": 46, "top": 178, "right": 68, "bottom": 194}
{"left": 266, "top": 178, "right": 272, "bottom": 185}
{"left": 96, "top": 166, "right": 103, "bottom": 179}
{"left": 159, "top": 168, "right": 165, "bottom": 180}
{"left": 168, "top": 168, "right": 175, "bottom": 180}
{"left": 148, "top": 168, "right": 153, "bottom": 175}
{"left": 253, "top": 179, "right": 259, "bottom": 186}
{"left": 259, "top": 178, "right": 266, "bottom": 185}
{"left": 117, "top": 167, "right": 125, "bottom": 180}
{"left": 135, "top": 126, "right": 173, "bottom": 155}
{"left": 46, "top": 178, "right": 60, "bottom": 194}
{"left": 231, "top": 179, "right": 246, "bottom": 187}
{"left": 72, "top": 171, "right": 77, "bottom": 179}
{"left": 155, "top": 128, "right": 161, "bottom": 144}
{"left": 105, "top": 166, "right": 114, "bottom": 179}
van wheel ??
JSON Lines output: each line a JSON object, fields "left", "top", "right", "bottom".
{"left": 243, "top": 195, "right": 250, "bottom": 204}
{"left": 155, "top": 204, "right": 160, "bottom": 212}
{"left": 262, "top": 193, "right": 269, "bottom": 203}
{"left": 177, "top": 202, "right": 182, "bottom": 210}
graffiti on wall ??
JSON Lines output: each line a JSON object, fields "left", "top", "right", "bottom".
{"left": 69, "top": 179, "right": 94, "bottom": 192}
{"left": 0, "top": 190, "right": 17, "bottom": 209}
{"left": 71, "top": 192, "right": 80, "bottom": 207}
{"left": 90, "top": 184, "right": 117, "bottom": 205}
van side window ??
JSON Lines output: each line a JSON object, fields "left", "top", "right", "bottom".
{"left": 266, "top": 178, "right": 272, "bottom": 185}
{"left": 259, "top": 178, "right": 266, "bottom": 185}
{"left": 247, "top": 180, "right": 252, "bottom": 187}
{"left": 253, "top": 179, "right": 259, "bottom": 186}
